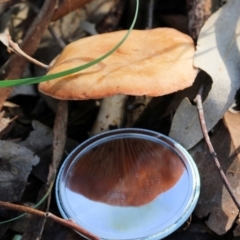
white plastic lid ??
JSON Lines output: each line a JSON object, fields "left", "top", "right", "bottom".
{"left": 56, "top": 128, "right": 200, "bottom": 240}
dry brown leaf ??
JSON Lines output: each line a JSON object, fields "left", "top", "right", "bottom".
{"left": 190, "top": 113, "right": 240, "bottom": 235}
{"left": 223, "top": 111, "right": 240, "bottom": 153}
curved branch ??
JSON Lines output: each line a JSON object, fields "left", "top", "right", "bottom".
{"left": 194, "top": 87, "right": 240, "bottom": 210}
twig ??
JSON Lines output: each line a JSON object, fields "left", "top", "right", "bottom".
{"left": 0, "top": 200, "right": 100, "bottom": 240}
{"left": 147, "top": 0, "right": 154, "bottom": 29}
{"left": 7, "top": 36, "right": 49, "bottom": 70}
{"left": 51, "top": 100, "right": 68, "bottom": 173}
{"left": 31, "top": 101, "right": 68, "bottom": 239}
{"left": 48, "top": 25, "right": 66, "bottom": 49}
{"left": 194, "top": 86, "right": 240, "bottom": 210}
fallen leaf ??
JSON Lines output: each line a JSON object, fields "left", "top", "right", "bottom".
{"left": 223, "top": 111, "right": 240, "bottom": 152}
{"left": 190, "top": 113, "right": 240, "bottom": 235}
{"left": 170, "top": 0, "right": 240, "bottom": 150}
{"left": 0, "top": 140, "right": 39, "bottom": 202}
{"left": 20, "top": 120, "right": 78, "bottom": 183}
{"left": 0, "top": 111, "right": 12, "bottom": 133}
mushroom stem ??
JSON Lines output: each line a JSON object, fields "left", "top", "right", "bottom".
{"left": 91, "top": 94, "right": 127, "bottom": 136}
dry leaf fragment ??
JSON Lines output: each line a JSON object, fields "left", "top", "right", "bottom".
{"left": 170, "top": 0, "right": 240, "bottom": 150}
{"left": 0, "top": 110, "right": 16, "bottom": 134}
{"left": 20, "top": 121, "right": 77, "bottom": 183}
{"left": 0, "top": 141, "right": 39, "bottom": 202}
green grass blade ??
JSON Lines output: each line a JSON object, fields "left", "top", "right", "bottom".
{"left": 0, "top": 0, "right": 139, "bottom": 88}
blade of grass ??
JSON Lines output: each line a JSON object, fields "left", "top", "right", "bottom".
{"left": 0, "top": 0, "right": 139, "bottom": 88}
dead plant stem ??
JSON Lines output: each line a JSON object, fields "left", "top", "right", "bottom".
{"left": 194, "top": 87, "right": 240, "bottom": 210}
{"left": 48, "top": 25, "right": 66, "bottom": 49}
{"left": 8, "top": 36, "right": 49, "bottom": 70}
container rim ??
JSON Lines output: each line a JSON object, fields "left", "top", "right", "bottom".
{"left": 56, "top": 128, "right": 200, "bottom": 240}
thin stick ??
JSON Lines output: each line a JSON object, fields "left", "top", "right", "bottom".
{"left": 48, "top": 25, "right": 66, "bottom": 49}
{"left": 7, "top": 36, "right": 49, "bottom": 70}
{"left": 28, "top": 101, "right": 68, "bottom": 239}
{"left": 194, "top": 87, "right": 240, "bottom": 210}
{"left": 147, "top": 0, "right": 154, "bottom": 29}
{"left": 0, "top": 201, "right": 100, "bottom": 240}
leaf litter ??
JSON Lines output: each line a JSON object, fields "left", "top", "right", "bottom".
{"left": 170, "top": 0, "right": 240, "bottom": 150}
{"left": 189, "top": 114, "right": 240, "bottom": 235}
{"left": 1, "top": 0, "right": 240, "bottom": 239}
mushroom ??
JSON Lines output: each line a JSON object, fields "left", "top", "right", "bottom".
{"left": 38, "top": 28, "right": 198, "bottom": 134}
{"left": 66, "top": 135, "right": 185, "bottom": 206}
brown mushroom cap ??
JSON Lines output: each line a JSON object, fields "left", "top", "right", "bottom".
{"left": 39, "top": 28, "right": 197, "bottom": 100}
{"left": 67, "top": 137, "right": 185, "bottom": 206}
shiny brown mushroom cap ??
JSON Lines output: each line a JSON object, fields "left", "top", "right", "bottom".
{"left": 39, "top": 28, "right": 197, "bottom": 100}
{"left": 67, "top": 137, "right": 185, "bottom": 206}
